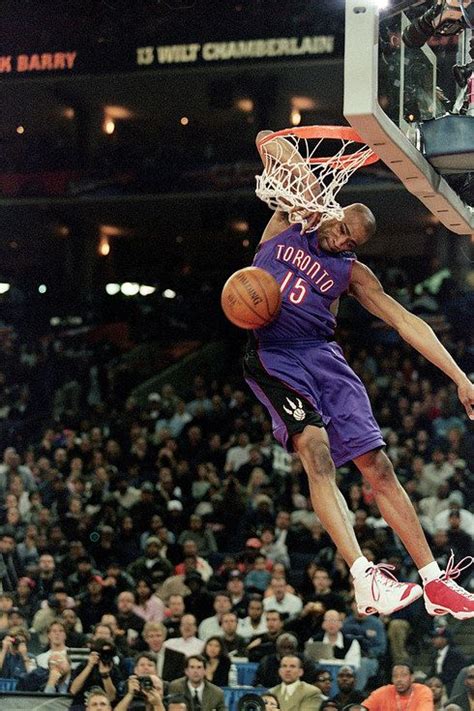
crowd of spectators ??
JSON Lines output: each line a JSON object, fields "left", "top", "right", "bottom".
{"left": 0, "top": 286, "right": 473, "bottom": 710}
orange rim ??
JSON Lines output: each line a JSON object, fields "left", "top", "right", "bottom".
{"left": 258, "top": 125, "right": 379, "bottom": 167}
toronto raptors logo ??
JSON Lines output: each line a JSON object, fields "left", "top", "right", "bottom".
{"left": 283, "top": 396, "right": 306, "bottom": 421}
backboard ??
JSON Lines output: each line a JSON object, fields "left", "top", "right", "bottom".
{"left": 344, "top": 0, "right": 473, "bottom": 236}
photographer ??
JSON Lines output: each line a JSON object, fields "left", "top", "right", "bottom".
{"left": 70, "top": 638, "right": 122, "bottom": 706}
{"left": 115, "top": 652, "right": 165, "bottom": 711}
{"left": 0, "top": 626, "right": 36, "bottom": 680}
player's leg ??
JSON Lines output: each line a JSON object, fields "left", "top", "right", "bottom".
{"left": 353, "top": 448, "right": 433, "bottom": 568}
{"left": 243, "top": 347, "right": 421, "bottom": 615}
{"left": 355, "top": 448, "right": 474, "bottom": 620}
{"left": 292, "top": 424, "right": 361, "bottom": 566}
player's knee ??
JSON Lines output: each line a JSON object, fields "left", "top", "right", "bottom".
{"left": 296, "top": 431, "right": 334, "bottom": 478}
{"left": 366, "top": 450, "right": 398, "bottom": 492}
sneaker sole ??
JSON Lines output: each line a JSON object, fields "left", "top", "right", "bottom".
{"left": 424, "top": 598, "right": 474, "bottom": 620}
{"left": 357, "top": 586, "right": 423, "bottom": 617}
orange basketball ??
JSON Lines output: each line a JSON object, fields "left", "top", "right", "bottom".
{"left": 221, "top": 266, "right": 282, "bottom": 330}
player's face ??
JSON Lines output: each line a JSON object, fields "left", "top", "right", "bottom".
{"left": 317, "top": 210, "right": 369, "bottom": 253}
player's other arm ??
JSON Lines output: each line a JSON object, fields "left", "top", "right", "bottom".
{"left": 256, "top": 130, "right": 321, "bottom": 242}
{"left": 349, "top": 261, "right": 474, "bottom": 419}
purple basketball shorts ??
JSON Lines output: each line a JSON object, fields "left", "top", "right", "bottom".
{"left": 244, "top": 340, "right": 385, "bottom": 467}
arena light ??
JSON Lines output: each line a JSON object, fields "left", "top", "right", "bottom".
{"left": 0, "top": 283, "right": 10, "bottom": 294}
{"left": 38, "top": 284, "right": 47, "bottom": 294}
{"left": 121, "top": 282, "right": 140, "bottom": 296}
{"left": 104, "top": 119, "right": 115, "bottom": 135}
{"left": 162, "top": 288, "right": 176, "bottom": 299}
{"left": 98, "top": 236, "right": 110, "bottom": 256}
{"left": 139, "top": 285, "right": 156, "bottom": 296}
{"left": 105, "top": 283, "right": 121, "bottom": 295}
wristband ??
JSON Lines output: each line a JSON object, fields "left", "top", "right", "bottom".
{"left": 100, "top": 672, "right": 111, "bottom": 679}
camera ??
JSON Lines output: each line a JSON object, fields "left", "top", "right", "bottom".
{"left": 402, "top": 0, "right": 473, "bottom": 48}
{"left": 92, "top": 640, "right": 116, "bottom": 665}
{"left": 10, "top": 637, "right": 19, "bottom": 649}
{"left": 237, "top": 693, "right": 266, "bottom": 711}
{"left": 138, "top": 676, "right": 154, "bottom": 691}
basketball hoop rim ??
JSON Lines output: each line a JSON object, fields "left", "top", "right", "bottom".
{"left": 258, "top": 125, "right": 379, "bottom": 167}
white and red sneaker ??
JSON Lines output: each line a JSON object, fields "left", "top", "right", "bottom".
{"left": 354, "top": 563, "right": 423, "bottom": 616}
{"left": 424, "top": 553, "right": 474, "bottom": 620}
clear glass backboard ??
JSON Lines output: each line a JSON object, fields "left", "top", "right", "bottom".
{"left": 344, "top": 0, "right": 473, "bottom": 236}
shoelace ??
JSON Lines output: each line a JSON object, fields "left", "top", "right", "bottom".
{"left": 441, "top": 551, "right": 474, "bottom": 599}
{"left": 367, "top": 563, "right": 404, "bottom": 602}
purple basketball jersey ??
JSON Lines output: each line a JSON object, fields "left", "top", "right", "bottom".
{"left": 252, "top": 224, "right": 355, "bottom": 343}
{"left": 245, "top": 223, "right": 385, "bottom": 465}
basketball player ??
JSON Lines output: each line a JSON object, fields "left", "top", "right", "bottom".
{"left": 243, "top": 130, "right": 474, "bottom": 619}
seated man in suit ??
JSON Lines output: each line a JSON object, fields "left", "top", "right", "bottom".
{"left": 17, "top": 650, "right": 72, "bottom": 693}
{"left": 143, "top": 622, "right": 185, "bottom": 682}
{"left": 115, "top": 652, "right": 165, "bottom": 711}
{"left": 448, "top": 664, "right": 474, "bottom": 710}
{"left": 169, "top": 654, "right": 227, "bottom": 711}
{"left": 270, "top": 654, "right": 322, "bottom": 711}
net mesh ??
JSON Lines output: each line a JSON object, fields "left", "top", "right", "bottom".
{"left": 255, "top": 131, "right": 376, "bottom": 231}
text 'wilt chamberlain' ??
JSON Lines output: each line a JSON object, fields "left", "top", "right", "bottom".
{"left": 275, "top": 244, "right": 334, "bottom": 293}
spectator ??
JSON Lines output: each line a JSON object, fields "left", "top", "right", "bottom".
{"left": 448, "top": 664, "right": 474, "bottom": 710}
{"left": 133, "top": 577, "right": 166, "bottom": 623}
{"left": 330, "top": 666, "right": 366, "bottom": 708}
{"left": 114, "top": 652, "right": 165, "bottom": 711}
{"left": 429, "top": 625, "right": 467, "bottom": 695}
{"left": 247, "top": 610, "right": 285, "bottom": 662}
{"left": 244, "top": 554, "right": 272, "bottom": 594}
{"left": 178, "top": 515, "right": 218, "bottom": 559}
{"left": 116, "top": 591, "right": 145, "bottom": 643}
{"left": 142, "top": 621, "right": 185, "bottom": 681}
{"left": 362, "top": 663, "right": 434, "bottom": 709}
{"left": 314, "top": 669, "right": 332, "bottom": 702}
{"left": 17, "top": 651, "right": 72, "bottom": 693}
{"left": 163, "top": 594, "right": 186, "bottom": 639}
{"left": 128, "top": 537, "right": 173, "bottom": 589}
{"left": 198, "top": 592, "right": 232, "bottom": 641}
{"left": 85, "top": 687, "right": 113, "bottom": 711}
{"left": 175, "top": 540, "right": 213, "bottom": 583}
{"left": 342, "top": 599, "right": 387, "bottom": 690}
{"left": 169, "top": 654, "right": 226, "bottom": 711}
{"left": 70, "top": 638, "right": 122, "bottom": 707}
{"left": 36, "top": 619, "right": 68, "bottom": 668}
{"left": 255, "top": 633, "right": 315, "bottom": 688}
{"left": 258, "top": 527, "right": 290, "bottom": 568}
{"left": 0, "top": 626, "right": 36, "bottom": 680}
{"left": 237, "top": 595, "right": 268, "bottom": 641}
{"left": 270, "top": 654, "right": 322, "bottom": 711}
{"left": 203, "top": 636, "right": 231, "bottom": 686}
{"left": 303, "top": 568, "right": 346, "bottom": 614}
{"left": 226, "top": 570, "right": 249, "bottom": 619}
{"left": 164, "top": 614, "right": 205, "bottom": 657}
{"left": 433, "top": 493, "right": 474, "bottom": 537}
{"left": 182, "top": 572, "right": 214, "bottom": 623}
{"left": 0, "top": 533, "right": 22, "bottom": 591}
{"left": 425, "top": 676, "right": 448, "bottom": 710}
{"left": 13, "top": 576, "right": 39, "bottom": 624}
{"left": 309, "top": 610, "right": 361, "bottom": 669}
{"left": 77, "top": 576, "right": 115, "bottom": 633}
{"left": 61, "top": 608, "right": 87, "bottom": 648}
{"left": 263, "top": 578, "right": 302, "bottom": 621}
{"left": 218, "top": 611, "right": 248, "bottom": 658}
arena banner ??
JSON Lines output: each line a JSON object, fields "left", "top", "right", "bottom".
{"left": 136, "top": 35, "right": 336, "bottom": 67}
{"left": 0, "top": 34, "right": 338, "bottom": 78}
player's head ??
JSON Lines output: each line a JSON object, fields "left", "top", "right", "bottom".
{"left": 318, "top": 203, "right": 376, "bottom": 253}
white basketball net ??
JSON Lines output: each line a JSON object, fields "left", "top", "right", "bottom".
{"left": 255, "top": 132, "right": 375, "bottom": 231}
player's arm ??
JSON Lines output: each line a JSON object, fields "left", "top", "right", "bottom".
{"left": 256, "top": 130, "right": 321, "bottom": 243}
{"left": 349, "top": 261, "right": 474, "bottom": 419}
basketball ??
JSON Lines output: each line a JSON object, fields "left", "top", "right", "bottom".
{"left": 221, "top": 266, "right": 282, "bottom": 330}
